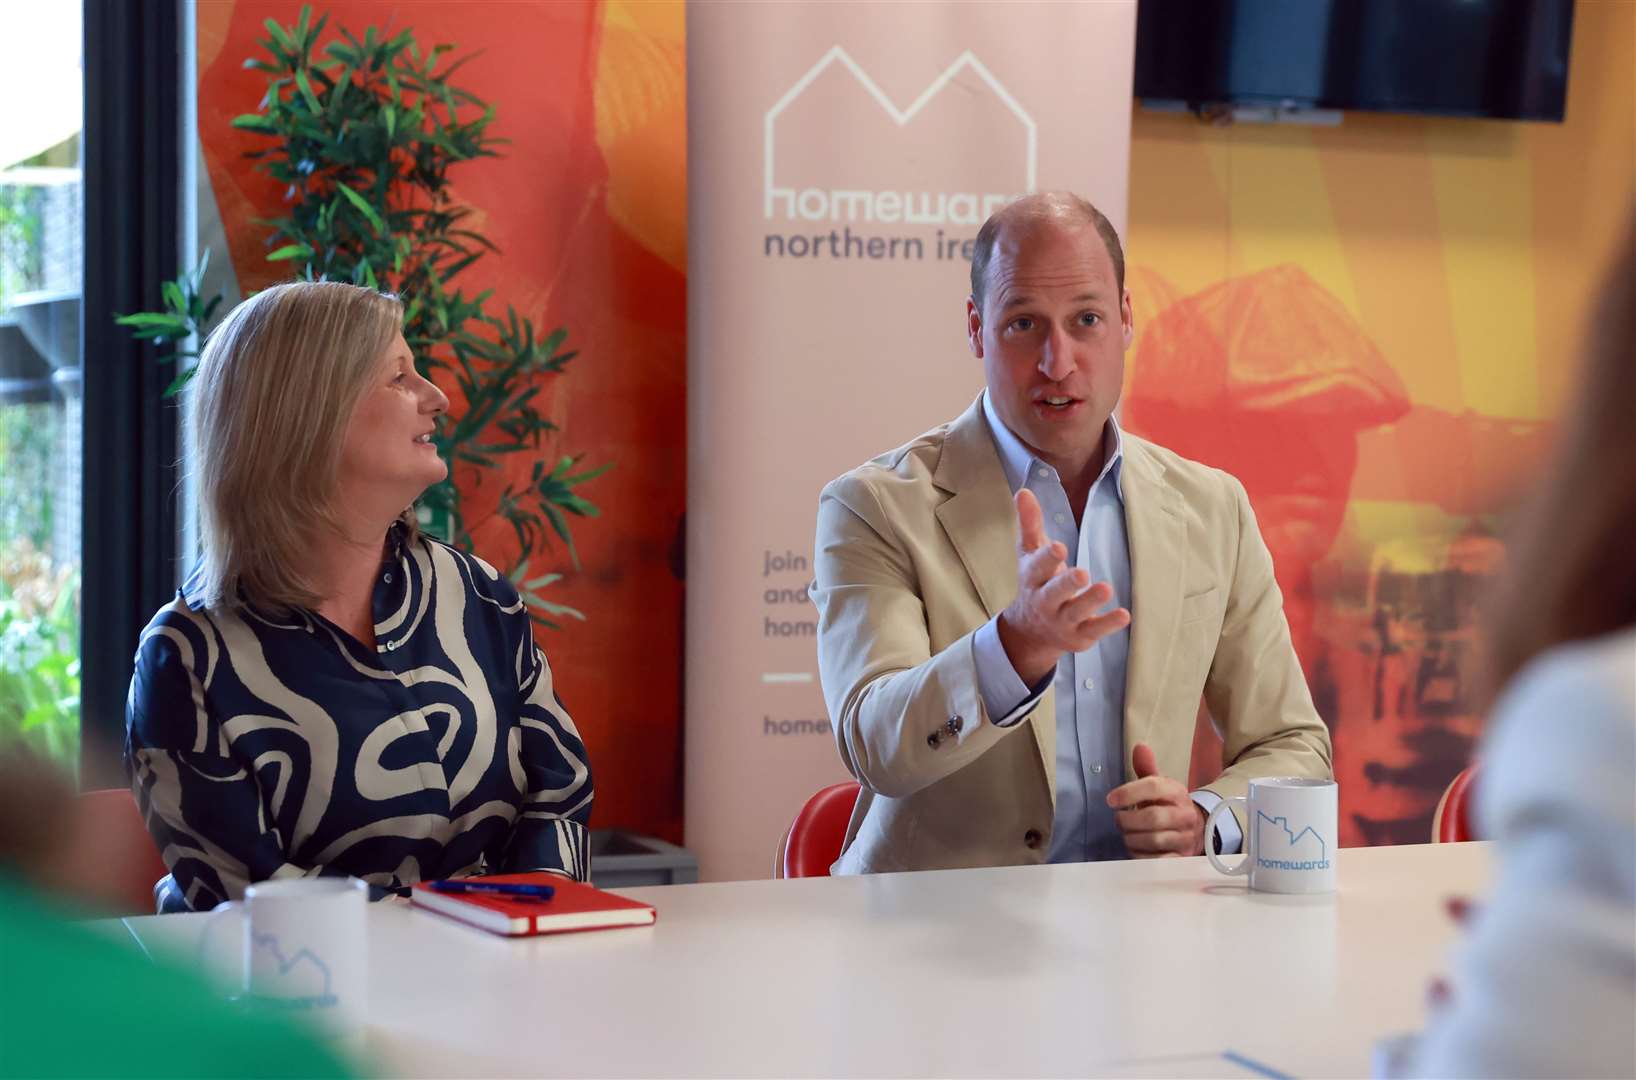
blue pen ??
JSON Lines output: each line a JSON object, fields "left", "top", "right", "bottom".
{"left": 431, "top": 880, "right": 556, "bottom": 901}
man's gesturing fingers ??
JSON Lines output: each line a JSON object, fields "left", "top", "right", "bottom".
{"left": 1039, "top": 568, "right": 1094, "bottom": 609}
{"left": 1020, "top": 540, "right": 1069, "bottom": 590}
{"left": 1069, "top": 608, "right": 1130, "bottom": 650}
{"left": 1106, "top": 775, "right": 1173, "bottom": 811}
{"left": 1001, "top": 491, "right": 1131, "bottom": 687}
{"left": 1058, "top": 580, "right": 1123, "bottom": 623}
{"left": 1015, "top": 488, "right": 1048, "bottom": 554}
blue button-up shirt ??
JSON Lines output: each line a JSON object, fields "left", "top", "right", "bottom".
{"left": 972, "top": 392, "right": 1241, "bottom": 859}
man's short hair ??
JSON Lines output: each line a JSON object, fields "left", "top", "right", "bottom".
{"left": 969, "top": 193, "right": 1126, "bottom": 313}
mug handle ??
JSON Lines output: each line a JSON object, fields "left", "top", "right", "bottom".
{"left": 1205, "top": 796, "right": 1250, "bottom": 876}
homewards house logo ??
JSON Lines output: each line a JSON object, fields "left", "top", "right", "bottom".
{"left": 762, "top": 46, "right": 1036, "bottom": 262}
{"left": 249, "top": 931, "right": 338, "bottom": 1010}
{"left": 1254, "top": 812, "right": 1332, "bottom": 871}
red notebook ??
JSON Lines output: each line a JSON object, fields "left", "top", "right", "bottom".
{"left": 410, "top": 872, "right": 657, "bottom": 937}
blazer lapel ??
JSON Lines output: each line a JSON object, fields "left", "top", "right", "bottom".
{"left": 933, "top": 395, "right": 1056, "bottom": 802}
{"left": 1121, "top": 437, "right": 1188, "bottom": 780}
{"left": 932, "top": 398, "right": 1017, "bottom": 620}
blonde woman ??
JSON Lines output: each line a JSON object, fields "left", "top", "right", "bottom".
{"left": 125, "top": 282, "right": 592, "bottom": 913}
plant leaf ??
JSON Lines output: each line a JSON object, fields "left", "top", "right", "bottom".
{"left": 337, "top": 183, "right": 385, "bottom": 234}
{"left": 295, "top": 69, "right": 323, "bottom": 114}
{"left": 163, "top": 366, "right": 198, "bottom": 397}
{"left": 114, "top": 312, "right": 188, "bottom": 329}
{"left": 263, "top": 17, "right": 296, "bottom": 55}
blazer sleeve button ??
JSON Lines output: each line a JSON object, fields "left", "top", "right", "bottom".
{"left": 926, "top": 731, "right": 942, "bottom": 749}
{"left": 945, "top": 714, "right": 963, "bottom": 735}
{"left": 1023, "top": 829, "right": 1043, "bottom": 849}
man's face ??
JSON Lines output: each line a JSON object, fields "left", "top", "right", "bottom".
{"left": 967, "top": 219, "right": 1133, "bottom": 478}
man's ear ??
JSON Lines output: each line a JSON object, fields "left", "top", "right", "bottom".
{"left": 1120, "top": 288, "right": 1135, "bottom": 351}
{"left": 967, "top": 296, "right": 984, "bottom": 359}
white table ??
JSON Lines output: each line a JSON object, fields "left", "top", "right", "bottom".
{"left": 115, "top": 842, "right": 1490, "bottom": 1078}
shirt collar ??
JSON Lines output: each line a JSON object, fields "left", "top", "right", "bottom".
{"left": 177, "top": 520, "right": 414, "bottom": 618}
{"left": 176, "top": 564, "right": 307, "bottom": 630}
{"left": 386, "top": 518, "right": 410, "bottom": 558}
{"left": 980, "top": 389, "right": 1125, "bottom": 501}
{"left": 178, "top": 563, "right": 208, "bottom": 610}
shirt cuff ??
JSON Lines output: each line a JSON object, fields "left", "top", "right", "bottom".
{"left": 972, "top": 616, "right": 1050, "bottom": 728}
{"left": 1191, "top": 789, "right": 1243, "bottom": 855}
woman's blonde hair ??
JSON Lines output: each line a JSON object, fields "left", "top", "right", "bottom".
{"left": 190, "top": 281, "right": 411, "bottom": 613}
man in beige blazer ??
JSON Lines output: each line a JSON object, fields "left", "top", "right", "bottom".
{"left": 812, "top": 192, "right": 1332, "bottom": 874}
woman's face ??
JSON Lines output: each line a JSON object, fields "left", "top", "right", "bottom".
{"left": 336, "top": 332, "right": 449, "bottom": 518}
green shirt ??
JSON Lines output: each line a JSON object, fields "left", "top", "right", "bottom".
{"left": 0, "top": 876, "right": 356, "bottom": 1079}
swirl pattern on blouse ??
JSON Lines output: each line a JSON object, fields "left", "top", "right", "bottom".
{"left": 125, "top": 529, "right": 592, "bottom": 912}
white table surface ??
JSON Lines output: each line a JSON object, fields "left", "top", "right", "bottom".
{"left": 115, "top": 842, "right": 1491, "bottom": 1079}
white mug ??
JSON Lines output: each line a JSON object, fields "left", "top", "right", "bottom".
{"left": 201, "top": 877, "right": 369, "bottom": 1039}
{"left": 1205, "top": 777, "right": 1338, "bottom": 894}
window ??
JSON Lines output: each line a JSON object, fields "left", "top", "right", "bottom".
{"left": 0, "top": 3, "right": 84, "bottom": 768}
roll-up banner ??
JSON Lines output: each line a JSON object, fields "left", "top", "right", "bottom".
{"left": 686, "top": 1, "right": 1138, "bottom": 881}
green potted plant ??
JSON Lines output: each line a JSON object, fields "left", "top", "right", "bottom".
{"left": 0, "top": 539, "right": 80, "bottom": 764}
{"left": 119, "top": 5, "right": 605, "bottom": 628}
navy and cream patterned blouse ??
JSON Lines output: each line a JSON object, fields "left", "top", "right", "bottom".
{"left": 125, "top": 526, "right": 592, "bottom": 913}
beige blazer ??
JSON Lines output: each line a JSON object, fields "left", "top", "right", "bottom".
{"left": 812, "top": 395, "right": 1332, "bottom": 874}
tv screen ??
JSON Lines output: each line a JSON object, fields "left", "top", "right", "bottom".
{"left": 1134, "top": 0, "right": 1575, "bottom": 122}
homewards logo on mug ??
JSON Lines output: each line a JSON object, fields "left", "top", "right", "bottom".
{"left": 1204, "top": 777, "right": 1338, "bottom": 894}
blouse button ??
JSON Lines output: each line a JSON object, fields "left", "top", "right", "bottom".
{"left": 386, "top": 640, "right": 398, "bottom": 651}
{"left": 384, "top": 572, "right": 394, "bottom": 584}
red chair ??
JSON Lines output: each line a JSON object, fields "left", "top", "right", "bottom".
{"left": 1432, "top": 765, "right": 1479, "bottom": 843}
{"left": 74, "top": 788, "right": 170, "bottom": 915}
{"left": 775, "top": 782, "right": 861, "bottom": 878}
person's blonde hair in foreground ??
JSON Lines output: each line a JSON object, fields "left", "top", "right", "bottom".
{"left": 125, "top": 281, "right": 593, "bottom": 913}
{"left": 1412, "top": 218, "right": 1636, "bottom": 1077}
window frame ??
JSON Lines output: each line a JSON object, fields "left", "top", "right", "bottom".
{"left": 80, "top": 0, "right": 186, "bottom": 786}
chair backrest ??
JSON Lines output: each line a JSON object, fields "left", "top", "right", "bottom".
{"left": 1432, "top": 765, "right": 1479, "bottom": 843}
{"left": 776, "top": 781, "right": 861, "bottom": 879}
{"left": 75, "top": 788, "right": 169, "bottom": 915}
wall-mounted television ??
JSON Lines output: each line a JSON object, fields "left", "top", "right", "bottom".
{"left": 1134, "top": 0, "right": 1575, "bottom": 123}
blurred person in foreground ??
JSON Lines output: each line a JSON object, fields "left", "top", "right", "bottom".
{"left": 0, "top": 746, "right": 353, "bottom": 1077}
{"left": 812, "top": 192, "right": 1331, "bottom": 873}
{"left": 126, "top": 281, "right": 592, "bottom": 913}
{"left": 1411, "top": 218, "right": 1636, "bottom": 1078}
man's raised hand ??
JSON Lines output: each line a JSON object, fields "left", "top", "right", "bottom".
{"left": 996, "top": 488, "right": 1130, "bottom": 686}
